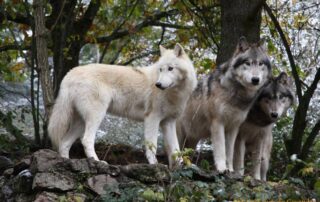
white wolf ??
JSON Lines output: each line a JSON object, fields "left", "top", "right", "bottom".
{"left": 234, "top": 72, "right": 294, "bottom": 180}
{"left": 177, "top": 37, "right": 272, "bottom": 172}
{"left": 48, "top": 44, "right": 197, "bottom": 168}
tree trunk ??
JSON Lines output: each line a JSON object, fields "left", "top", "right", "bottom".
{"left": 49, "top": 0, "right": 100, "bottom": 97}
{"left": 34, "top": 0, "right": 54, "bottom": 146}
{"left": 217, "top": 0, "right": 264, "bottom": 65}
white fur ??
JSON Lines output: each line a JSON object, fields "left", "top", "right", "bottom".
{"left": 48, "top": 44, "right": 197, "bottom": 168}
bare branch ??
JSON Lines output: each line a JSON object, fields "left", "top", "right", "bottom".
{"left": 0, "top": 10, "right": 32, "bottom": 25}
{"left": 120, "top": 50, "right": 159, "bottom": 66}
{"left": 0, "top": 44, "right": 31, "bottom": 52}
{"left": 96, "top": 9, "right": 179, "bottom": 44}
{"left": 300, "top": 119, "right": 320, "bottom": 160}
{"left": 158, "top": 26, "right": 166, "bottom": 46}
{"left": 75, "top": 0, "right": 101, "bottom": 36}
{"left": 151, "top": 22, "right": 192, "bottom": 29}
{"left": 263, "top": 2, "right": 303, "bottom": 101}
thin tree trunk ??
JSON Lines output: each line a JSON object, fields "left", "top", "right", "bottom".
{"left": 34, "top": 0, "right": 54, "bottom": 117}
{"left": 34, "top": 0, "right": 54, "bottom": 146}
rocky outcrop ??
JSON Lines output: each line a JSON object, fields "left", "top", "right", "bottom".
{"left": 0, "top": 149, "right": 317, "bottom": 201}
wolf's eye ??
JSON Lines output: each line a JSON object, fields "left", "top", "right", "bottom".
{"left": 279, "top": 94, "right": 285, "bottom": 99}
{"left": 259, "top": 62, "right": 263, "bottom": 66}
{"left": 168, "top": 66, "right": 173, "bottom": 71}
{"left": 245, "top": 61, "right": 250, "bottom": 66}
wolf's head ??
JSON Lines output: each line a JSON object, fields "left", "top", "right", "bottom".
{"left": 228, "top": 37, "right": 272, "bottom": 90}
{"left": 257, "top": 72, "right": 294, "bottom": 122}
{"left": 155, "top": 44, "right": 196, "bottom": 90}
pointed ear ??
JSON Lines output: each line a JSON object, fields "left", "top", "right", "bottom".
{"left": 159, "top": 45, "right": 166, "bottom": 56}
{"left": 237, "top": 36, "right": 249, "bottom": 52}
{"left": 174, "top": 43, "right": 185, "bottom": 57}
{"left": 258, "top": 38, "right": 267, "bottom": 52}
{"left": 277, "top": 72, "right": 290, "bottom": 86}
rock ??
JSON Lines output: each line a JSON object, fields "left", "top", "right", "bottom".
{"left": 14, "top": 194, "right": 34, "bottom": 202}
{"left": 87, "top": 174, "right": 118, "bottom": 195}
{"left": 95, "top": 161, "right": 121, "bottom": 176}
{"left": 0, "top": 176, "right": 5, "bottom": 187}
{"left": 1, "top": 184, "right": 13, "bottom": 200}
{"left": 30, "top": 149, "right": 65, "bottom": 173}
{"left": 13, "top": 156, "right": 31, "bottom": 176}
{"left": 34, "top": 191, "right": 59, "bottom": 202}
{"left": 0, "top": 156, "right": 13, "bottom": 175}
{"left": 12, "top": 169, "right": 33, "bottom": 194}
{"left": 32, "top": 172, "right": 76, "bottom": 191}
{"left": 3, "top": 168, "right": 14, "bottom": 178}
{"left": 31, "top": 149, "right": 121, "bottom": 177}
{"left": 70, "top": 158, "right": 94, "bottom": 173}
{"left": 121, "top": 163, "right": 170, "bottom": 183}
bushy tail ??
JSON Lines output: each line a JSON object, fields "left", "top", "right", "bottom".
{"left": 48, "top": 88, "right": 73, "bottom": 151}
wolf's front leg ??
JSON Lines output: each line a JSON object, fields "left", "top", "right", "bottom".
{"left": 260, "top": 133, "right": 273, "bottom": 181}
{"left": 144, "top": 114, "right": 161, "bottom": 164}
{"left": 250, "top": 144, "right": 263, "bottom": 180}
{"left": 225, "top": 128, "right": 239, "bottom": 172}
{"left": 210, "top": 120, "right": 227, "bottom": 172}
{"left": 161, "top": 119, "right": 181, "bottom": 169}
{"left": 233, "top": 138, "right": 246, "bottom": 175}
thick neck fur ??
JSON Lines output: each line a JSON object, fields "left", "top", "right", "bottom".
{"left": 246, "top": 103, "right": 274, "bottom": 127}
{"left": 219, "top": 71, "right": 260, "bottom": 110}
{"left": 165, "top": 74, "right": 196, "bottom": 104}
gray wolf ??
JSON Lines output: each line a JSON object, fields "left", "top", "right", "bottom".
{"left": 234, "top": 72, "right": 294, "bottom": 180}
{"left": 48, "top": 44, "right": 197, "bottom": 168}
{"left": 177, "top": 37, "right": 272, "bottom": 172}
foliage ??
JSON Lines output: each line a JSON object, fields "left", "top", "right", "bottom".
{"left": 102, "top": 166, "right": 317, "bottom": 201}
{"left": 0, "top": 0, "right": 319, "bottom": 183}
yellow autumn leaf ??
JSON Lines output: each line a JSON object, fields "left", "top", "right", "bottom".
{"left": 300, "top": 166, "right": 314, "bottom": 176}
{"left": 182, "top": 156, "right": 192, "bottom": 166}
{"left": 10, "top": 62, "right": 24, "bottom": 72}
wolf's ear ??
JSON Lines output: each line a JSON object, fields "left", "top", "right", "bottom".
{"left": 277, "top": 72, "right": 292, "bottom": 86}
{"left": 174, "top": 43, "right": 185, "bottom": 57}
{"left": 258, "top": 38, "right": 267, "bottom": 52}
{"left": 159, "top": 45, "right": 167, "bottom": 56}
{"left": 237, "top": 36, "right": 249, "bottom": 52}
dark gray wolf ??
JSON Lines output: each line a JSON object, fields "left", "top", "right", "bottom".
{"left": 177, "top": 37, "right": 272, "bottom": 172}
{"left": 234, "top": 72, "right": 294, "bottom": 180}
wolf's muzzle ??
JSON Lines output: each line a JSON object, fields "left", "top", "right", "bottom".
{"left": 270, "top": 112, "right": 278, "bottom": 119}
{"left": 251, "top": 77, "right": 260, "bottom": 85}
{"left": 155, "top": 82, "right": 165, "bottom": 90}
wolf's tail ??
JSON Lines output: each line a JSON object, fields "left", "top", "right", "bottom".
{"left": 48, "top": 87, "right": 73, "bottom": 151}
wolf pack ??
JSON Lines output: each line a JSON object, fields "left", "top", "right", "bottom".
{"left": 48, "top": 36, "right": 294, "bottom": 181}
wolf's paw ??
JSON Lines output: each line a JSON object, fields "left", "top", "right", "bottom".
{"left": 215, "top": 162, "right": 227, "bottom": 173}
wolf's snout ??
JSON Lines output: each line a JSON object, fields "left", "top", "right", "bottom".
{"left": 251, "top": 77, "right": 260, "bottom": 85}
{"left": 270, "top": 112, "right": 278, "bottom": 119}
{"left": 155, "top": 82, "right": 165, "bottom": 90}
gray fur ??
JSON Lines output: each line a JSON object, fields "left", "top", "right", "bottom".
{"left": 177, "top": 37, "right": 272, "bottom": 172}
{"left": 234, "top": 72, "right": 294, "bottom": 180}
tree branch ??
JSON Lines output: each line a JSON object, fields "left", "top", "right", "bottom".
{"left": 0, "top": 44, "right": 31, "bottom": 52}
{"left": 96, "top": 9, "right": 178, "bottom": 44}
{"left": 151, "top": 22, "right": 192, "bottom": 29}
{"left": 300, "top": 119, "right": 320, "bottom": 160}
{"left": 0, "top": 10, "right": 32, "bottom": 26}
{"left": 120, "top": 50, "right": 159, "bottom": 66}
{"left": 304, "top": 67, "right": 320, "bottom": 104}
{"left": 75, "top": 0, "right": 101, "bottom": 36}
{"left": 263, "top": 2, "right": 303, "bottom": 101}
